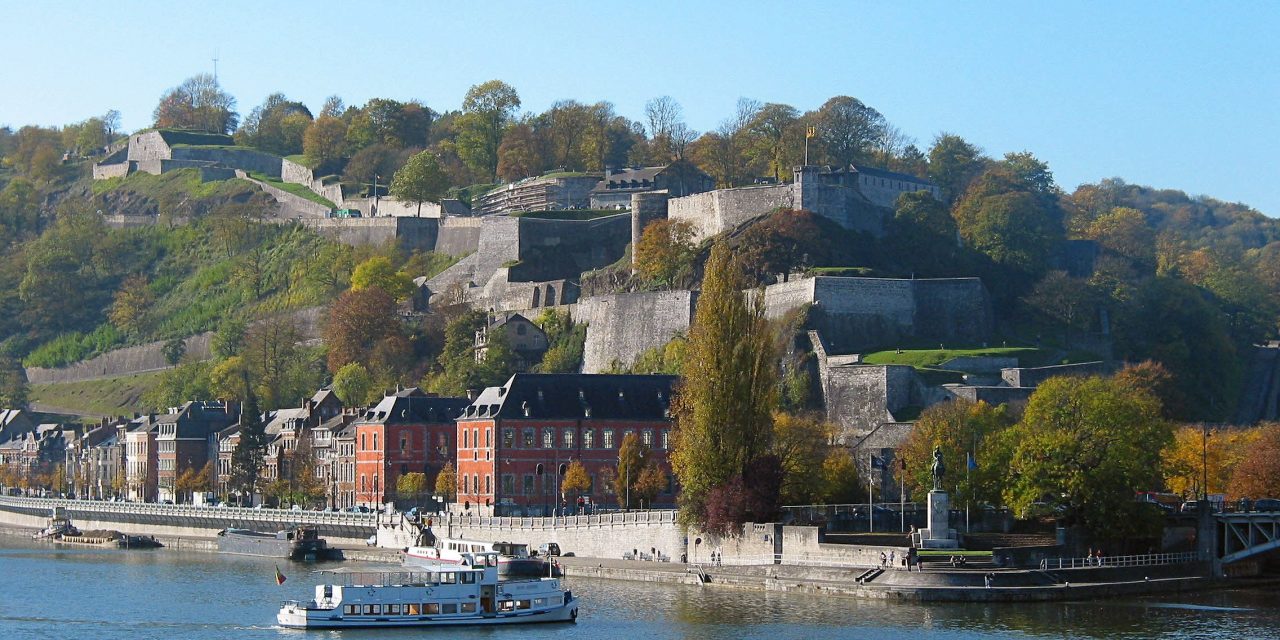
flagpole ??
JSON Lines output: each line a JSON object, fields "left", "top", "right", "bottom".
{"left": 868, "top": 452, "right": 874, "bottom": 534}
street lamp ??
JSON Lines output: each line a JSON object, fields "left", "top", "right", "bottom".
{"left": 1201, "top": 425, "right": 1212, "bottom": 502}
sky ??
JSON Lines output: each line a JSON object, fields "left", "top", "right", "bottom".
{"left": 2, "top": 1, "right": 1277, "bottom": 215}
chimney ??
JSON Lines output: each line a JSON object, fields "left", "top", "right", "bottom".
{"left": 466, "top": 388, "right": 480, "bottom": 402}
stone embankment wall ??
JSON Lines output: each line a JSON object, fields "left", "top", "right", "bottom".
{"left": 781, "top": 526, "right": 909, "bottom": 568}
{"left": 174, "top": 147, "right": 282, "bottom": 178}
{"left": 444, "top": 511, "right": 686, "bottom": 562}
{"left": 236, "top": 171, "right": 331, "bottom": 218}
{"left": 25, "top": 308, "right": 323, "bottom": 385}
{"left": 299, "top": 216, "right": 439, "bottom": 251}
{"left": 280, "top": 158, "right": 345, "bottom": 205}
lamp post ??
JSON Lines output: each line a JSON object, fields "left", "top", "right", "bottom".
{"left": 1201, "top": 425, "right": 1212, "bottom": 502}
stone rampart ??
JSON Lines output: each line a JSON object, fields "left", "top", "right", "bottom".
{"left": 93, "top": 161, "right": 131, "bottom": 179}
{"left": 435, "top": 217, "right": 482, "bottom": 256}
{"left": 125, "top": 131, "right": 170, "bottom": 162}
{"left": 574, "top": 290, "right": 696, "bottom": 372}
{"left": 299, "top": 217, "right": 439, "bottom": 251}
{"left": 281, "top": 158, "right": 346, "bottom": 205}
{"left": 236, "top": 171, "right": 331, "bottom": 218}
{"left": 668, "top": 184, "right": 793, "bottom": 241}
{"left": 173, "top": 147, "right": 282, "bottom": 177}
{"left": 1001, "top": 361, "right": 1110, "bottom": 388}
{"left": 781, "top": 526, "right": 908, "bottom": 568}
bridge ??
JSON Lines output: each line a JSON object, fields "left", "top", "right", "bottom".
{"left": 0, "top": 496, "right": 379, "bottom": 543}
{"left": 1216, "top": 511, "right": 1280, "bottom": 565}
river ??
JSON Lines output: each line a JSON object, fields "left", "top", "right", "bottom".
{"left": 1, "top": 535, "right": 1278, "bottom": 639}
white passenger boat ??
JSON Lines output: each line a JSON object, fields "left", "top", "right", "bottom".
{"left": 403, "top": 537, "right": 555, "bottom": 578}
{"left": 277, "top": 552, "right": 578, "bottom": 629}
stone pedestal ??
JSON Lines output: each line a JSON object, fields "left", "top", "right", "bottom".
{"left": 918, "top": 489, "right": 959, "bottom": 549}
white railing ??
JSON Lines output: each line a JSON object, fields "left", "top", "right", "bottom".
{"left": 1039, "top": 551, "right": 1198, "bottom": 570}
{"left": 453, "top": 510, "right": 678, "bottom": 529}
{"left": 687, "top": 551, "right": 898, "bottom": 570}
{"left": 0, "top": 496, "right": 379, "bottom": 527}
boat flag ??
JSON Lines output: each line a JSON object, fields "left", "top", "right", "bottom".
{"left": 275, "top": 565, "right": 287, "bottom": 585}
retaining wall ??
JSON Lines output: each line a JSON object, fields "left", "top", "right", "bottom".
{"left": 781, "top": 525, "right": 909, "bottom": 568}
{"left": 668, "top": 184, "right": 793, "bottom": 241}
{"left": 443, "top": 511, "right": 686, "bottom": 562}
{"left": 573, "top": 290, "right": 696, "bottom": 373}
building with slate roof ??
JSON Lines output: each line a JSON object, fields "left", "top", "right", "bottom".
{"left": 353, "top": 391, "right": 471, "bottom": 507}
{"left": 588, "top": 161, "right": 715, "bottom": 209}
{"left": 455, "top": 373, "right": 678, "bottom": 516}
{"left": 155, "top": 401, "right": 239, "bottom": 502}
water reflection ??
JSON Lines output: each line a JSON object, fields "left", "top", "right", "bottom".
{"left": 1, "top": 536, "right": 1278, "bottom": 640}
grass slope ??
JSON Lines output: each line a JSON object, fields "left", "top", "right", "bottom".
{"left": 29, "top": 371, "right": 167, "bottom": 417}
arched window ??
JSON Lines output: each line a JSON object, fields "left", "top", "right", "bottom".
{"left": 545, "top": 285, "right": 556, "bottom": 306}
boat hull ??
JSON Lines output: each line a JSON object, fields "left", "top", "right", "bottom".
{"left": 217, "top": 531, "right": 329, "bottom": 560}
{"left": 277, "top": 599, "right": 578, "bottom": 629}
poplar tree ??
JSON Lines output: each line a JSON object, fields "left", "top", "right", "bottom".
{"left": 670, "top": 242, "right": 778, "bottom": 527}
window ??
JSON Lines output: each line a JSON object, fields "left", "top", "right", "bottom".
{"left": 344, "top": 604, "right": 358, "bottom": 615}
{"left": 360, "top": 434, "right": 366, "bottom": 450}
{"left": 360, "top": 475, "right": 366, "bottom": 491}
{"left": 503, "top": 428, "right": 514, "bottom": 448}
{"left": 441, "top": 603, "right": 458, "bottom": 614}
{"left": 460, "top": 602, "right": 477, "bottom": 613}
{"left": 523, "top": 475, "right": 534, "bottom": 495}
{"left": 472, "top": 429, "right": 479, "bottom": 451}
{"left": 563, "top": 429, "right": 574, "bottom": 449}
{"left": 400, "top": 436, "right": 407, "bottom": 452}
{"left": 401, "top": 463, "right": 408, "bottom": 475}
{"left": 406, "top": 603, "right": 420, "bottom": 615}
{"left": 642, "top": 429, "right": 653, "bottom": 448}
{"left": 485, "top": 475, "right": 491, "bottom": 494}
{"left": 463, "top": 430, "right": 469, "bottom": 448}
{"left": 523, "top": 428, "right": 535, "bottom": 447}
{"left": 661, "top": 431, "right": 669, "bottom": 450}
{"left": 461, "top": 572, "right": 476, "bottom": 584}
{"left": 583, "top": 429, "right": 594, "bottom": 449}
{"left": 373, "top": 434, "right": 378, "bottom": 450}
{"left": 603, "top": 429, "right": 614, "bottom": 449}
{"left": 387, "top": 604, "right": 401, "bottom": 614}
{"left": 424, "top": 603, "right": 440, "bottom": 614}
{"left": 542, "top": 428, "right": 553, "bottom": 448}
{"left": 485, "top": 429, "right": 491, "bottom": 447}
{"left": 502, "top": 474, "right": 515, "bottom": 494}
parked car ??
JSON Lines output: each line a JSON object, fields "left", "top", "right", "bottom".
{"left": 538, "top": 542, "right": 561, "bottom": 557}
{"left": 1253, "top": 498, "right": 1280, "bottom": 512}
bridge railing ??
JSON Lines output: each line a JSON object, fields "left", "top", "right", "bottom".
{"left": 451, "top": 509, "right": 678, "bottom": 529}
{"left": 0, "top": 496, "right": 379, "bottom": 527}
{"left": 1039, "top": 551, "right": 1198, "bottom": 570}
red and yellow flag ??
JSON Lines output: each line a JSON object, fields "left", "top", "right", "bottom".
{"left": 275, "top": 565, "right": 287, "bottom": 585}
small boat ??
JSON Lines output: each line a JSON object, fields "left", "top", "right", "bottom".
{"left": 32, "top": 507, "right": 77, "bottom": 540}
{"left": 218, "top": 526, "right": 333, "bottom": 560}
{"left": 277, "top": 551, "right": 578, "bottom": 629}
{"left": 403, "top": 538, "right": 556, "bottom": 578}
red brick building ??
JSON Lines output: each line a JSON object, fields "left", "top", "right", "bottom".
{"left": 353, "top": 390, "right": 470, "bottom": 508}
{"left": 456, "top": 373, "right": 678, "bottom": 516}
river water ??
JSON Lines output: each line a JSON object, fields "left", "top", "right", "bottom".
{"left": 2, "top": 535, "right": 1278, "bottom": 640}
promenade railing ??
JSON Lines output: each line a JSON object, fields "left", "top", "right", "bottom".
{"left": 451, "top": 509, "right": 678, "bottom": 530}
{"left": 0, "top": 495, "right": 379, "bottom": 528}
{"left": 1039, "top": 551, "right": 1198, "bottom": 570}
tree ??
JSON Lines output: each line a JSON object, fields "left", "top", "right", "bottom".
{"left": 614, "top": 431, "right": 647, "bottom": 509}
{"left": 286, "top": 427, "right": 326, "bottom": 507}
{"left": 0, "top": 358, "right": 28, "bottom": 408}
{"left": 162, "top": 338, "right": 187, "bottom": 366}
{"left": 397, "top": 472, "right": 429, "bottom": 506}
{"left": 1022, "top": 271, "right": 1095, "bottom": 348}
{"left": 633, "top": 463, "right": 667, "bottom": 510}
{"left": 108, "top": 275, "right": 154, "bottom": 337}
{"left": 235, "top": 93, "right": 313, "bottom": 155}
{"left": 212, "top": 317, "right": 247, "bottom": 360}
{"left": 152, "top": 73, "right": 239, "bottom": 134}
{"left": 496, "top": 122, "right": 543, "bottom": 181}
{"left": 749, "top": 102, "right": 801, "bottom": 182}
{"left": 350, "top": 256, "right": 415, "bottom": 301}
{"left": 323, "top": 286, "right": 406, "bottom": 374}
{"left": 927, "top": 133, "right": 987, "bottom": 204}
{"left": 390, "top": 150, "right": 450, "bottom": 217}
{"left": 670, "top": 242, "right": 778, "bottom": 527}
{"left": 952, "top": 158, "right": 1064, "bottom": 277}
{"left": 435, "top": 461, "right": 457, "bottom": 506}
{"left": 771, "top": 412, "right": 834, "bottom": 504}
{"left": 1085, "top": 207, "right": 1156, "bottom": 270}
{"left": 561, "top": 460, "right": 591, "bottom": 499}
{"left": 1163, "top": 424, "right": 1257, "bottom": 499}
{"left": 303, "top": 115, "right": 348, "bottom": 172}
{"left": 1227, "top": 424, "right": 1280, "bottom": 499}
{"left": 898, "top": 399, "right": 1011, "bottom": 507}
{"left": 229, "top": 392, "right": 267, "bottom": 505}
{"left": 734, "top": 209, "right": 831, "bottom": 285}
{"left": 634, "top": 219, "right": 697, "bottom": 287}
{"left": 813, "top": 95, "right": 887, "bottom": 167}
{"left": 332, "top": 362, "right": 375, "bottom": 407}
{"left": 457, "top": 80, "right": 521, "bottom": 179}
{"left": 1004, "top": 374, "right": 1171, "bottom": 542}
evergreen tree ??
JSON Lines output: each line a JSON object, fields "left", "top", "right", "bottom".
{"left": 229, "top": 388, "right": 267, "bottom": 505}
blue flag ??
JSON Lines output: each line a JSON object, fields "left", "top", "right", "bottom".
{"left": 967, "top": 452, "right": 978, "bottom": 470}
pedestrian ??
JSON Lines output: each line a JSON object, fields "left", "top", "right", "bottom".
{"left": 889, "top": 551, "right": 896, "bottom": 568}
{"left": 880, "top": 551, "right": 887, "bottom": 568}
{"left": 985, "top": 573, "right": 993, "bottom": 588}
{"left": 651, "top": 547, "right": 656, "bottom": 562}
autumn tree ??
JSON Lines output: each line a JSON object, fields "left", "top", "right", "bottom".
{"left": 771, "top": 412, "right": 835, "bottom": 504}
{"left": 152, "top": 73, "right": 239, "bottom": 134}
{"left": 1163, "top": 424, "right": 1258, "bottom": 498}
{"left": 235, "top": 92, "right": 313, "bottom": 155}
{"left": 457, "top": 80, "right": 521, "bottom": 179}
{"left": 496, "top": 122, "right": 542, "bottom": 181}
{"left": 633, "top": 219, "right": 697, "bottom": 287}
{"left": 1022, "top": 270, "right": 1096, "bottom": 348}
{"left": 1227, "top": 424, "right": 1280, "bottom": 499}
{"left": 561, "top": 459, "right": 591, "bottom": 500}
{"left": 927, "top": 133, "right": 988, "bottom": 204}
{"left": 1004, "top": 375, "right": 1171, "bottom": 542}
{"left": 108, "top": 274, "right": 155, "bottom": 337}
{"left": 886, "top": 190, "right": 959, "bottom": 277}
{"left": 633, "top": 463, "right": 667, "bottom": 510}
{"left": 435, "top": 461, "right": 458, "bottom": 507}
{"left": 324, "top": 284, "right": 406, "bottom": 374}
{"left": 952, "top": 153, "right": 1064, "bottom": 278}
{"left": 302, "top": 115, "right": 348, "bottom": 173}
{"left": 397, "top": 472, "right": 429, "bottom": 506}
{"left": 899, "top": 399, "right": 1011, "bottom": 507}
{"left": 614, "top": 431, "right": 647, "bottom": 509}
{"left": 671, "top": 242, "right": 779, "bottom": 528}
{"left": 748, "top": 103, "right": 801, "bottom": 182}
{"left": 813, "top": 95, "right": 887, "bottom": 167}
{"left": 391, "top": 150, "right": 450, "bottom": 217}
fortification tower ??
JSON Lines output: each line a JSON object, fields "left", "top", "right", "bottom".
{"left": 630, "top": 191, "right": 670, "bottom": 268}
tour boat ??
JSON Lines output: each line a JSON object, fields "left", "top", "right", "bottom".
{"left": 277, "top": 552, "right": 578, "bottom": 629}
{"left": 217, "top": 526, "right": 334, "bottom": 560}
{"left": 403, "top": 537, "right": 557, "bottom": 578}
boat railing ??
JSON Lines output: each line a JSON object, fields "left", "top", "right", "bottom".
{"left": 326, "top": 569, "right": 474, "bottom": 587}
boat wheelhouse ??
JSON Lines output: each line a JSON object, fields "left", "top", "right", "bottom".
{"left": 277, "top": 552, "right": 578, "bottom": 629}
{"left": 403, "top": 537, "right": 554, "bottom": 578}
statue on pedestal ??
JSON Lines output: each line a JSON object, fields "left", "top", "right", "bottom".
{"left": 931, "top": 446, "right": 945, "bottom": 490}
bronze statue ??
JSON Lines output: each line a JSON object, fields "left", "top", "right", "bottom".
{"left": 931, "top": 446, "right": 945, "bottom": 490}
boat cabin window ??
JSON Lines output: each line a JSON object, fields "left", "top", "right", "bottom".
{"left": 424, "top": 603, "right": 440, "bottom": 614}
{"left": 460, "top": 602, "right": 477, "bottom": 613}
{"left": 461, "top": 572, "right": 476, "bottom": 584}
{"left": 518, "top": 600, "right": 531, "bottom": 609}
{"left": 441, "top": 603, "right": 458, "bottom": 614}
{"left": 499, "top": 600, "right": 515, "bottom": 612}
{"left": 386, "top": 604, "right": 401, "bottom": 614}
{"left": 438, "top": 572, "right": 456, "bottom": 584}
{"left": 343, "top": 605, "right": 359, "bottom": 615}
{"left": 323, "top": 585, "right": 333, "bottom": 599}
{"left": 363, "top": 604, "right": 380, "bottom": 615}
{"left": 406, "top": 603, "right": 420, "bottom": 615}
{"left": 534, "top": 598, "right": 546, "bottom": 606}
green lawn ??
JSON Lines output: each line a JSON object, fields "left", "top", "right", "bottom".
{"left": 30, "top": 371, "right": 168, "bottom": 417}
{"left": 863, "top": 346, "right": 1045, "bottom": 368}
{"left": 247, "top": 171, "right": 336, "bottom": 208}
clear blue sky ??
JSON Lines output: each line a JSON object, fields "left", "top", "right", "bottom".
{"left": 3, "top": 1, "right": 1277, "bottom": 215}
